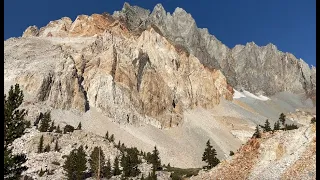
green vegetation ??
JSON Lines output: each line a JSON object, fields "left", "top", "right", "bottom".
{"left": 261, "top": 119, "right": 272, "bottom": 132}
{"left": 279, "top": 113, "right": 286, "bottom": 126}
{"left": 44, "top": 144, "right": 51, "bottom": 152}
{"left": 102, "top": 159, "right": 112, "bottom": 179}
{"left": 229, "top": 151, "right": 235, "bottom": 156}
{"left": 164, "top": 166, "right": 201, "bottom": 180}
{"left": 202, "top": 140, "right": 220, "bottom": 169}
{"left": 89, "top": 146, "right": 105, "bottom": 179}
{"left": 63, "top": 145, "right": 87, "bottom": 180}
{"left": 38, "top": 135, "right": 44, "bottom": 153}
{"left": 77, "top": 122, "right": 82, "bottom": 130}
{"left": 285, "top": 124, "right": 298, "bottom": 130}
{"left": 120, "top": 147, "right": 141, "bottom": 177}
{"left": 112, "top": 156, "right": 121, "bottom": 176}
{"left": 39, "top": 111, "right": 52, "bottom": 132}
{"left": 273, "top": 120, "right": 281, "bottom": 131}
{"left": 52, "top": 161, "right": 60, "bottom": 166}
{"left": 39, "top": 168, "right": 45, "bottom": 177}
{"left": 252, "top": 125, "right": 261, "bottom": 138}
{"left": 4, "top": 84, "right": 28, "bottom": 179}
{"left": 54, "top": 140, "right": 60, "bottom": 152}
{"left": 63, "top": 125, "right": 75, "bottom": 134}
{"left": 56, "top": 125, "right": 62, "bottom": 133}
{"left": 48, "top": 121, "right": 56, "bottom": 132}
{"left": 109, "top": 134, "right": 115, "bottom": 142}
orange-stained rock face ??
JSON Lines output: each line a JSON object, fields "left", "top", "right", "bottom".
{"left": 16, "top": 14, "right": 234, "bottom": 128}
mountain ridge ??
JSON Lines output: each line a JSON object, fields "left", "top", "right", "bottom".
{"left": 21, "top": 2, "right": 316, "bottom": 99}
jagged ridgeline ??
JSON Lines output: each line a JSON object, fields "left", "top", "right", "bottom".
{"left": 4, "top": 2, "right": 316, "bottom": 178}
{"left": 5, "top": 2, "right": 315, "bottom": 129}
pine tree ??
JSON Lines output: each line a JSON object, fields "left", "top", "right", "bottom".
{"left": 56, "top": 125, "right": 62, "bottom": 133}
{"left": 102, "top": 159, "right": 112, "bottom": 179}
{"left": 4, "top": 84, "right": 28, "bottom": 145}
{"left": 279, "top": 113, "right": 286, "bottom": 126}
{"left": 263, "top": 119, "right": 272, "bottom": 132}
{"left": 48, "top": 121, "right": 55, "bottom": 132}
{"left": 63, "top": 145, "right": 87, "bottom": 180}
{"left": 4, "top": 147, "right": 27, "bottom": 179}
{"left": 39, "top": 111, "right": 51, "bottom": 132}
{"left": 229, "top": 151, "right": 234, "bottom": 156}
{"left": 113, "top": 156, "right": 121, "bottom": 176}
{"left": 38, "top": 135, "right": 44, "bottom": 153}
{"left": 110, "top": 134, "right": 115, "bottom": 142}
{"left": 63, "top": 125, "right": 75, "bottom": 134}
{"left": 89, "top": 146, "right": 105, "bottom": 179}
{"left": 253, "top": 125, "right": 261, "bottom": 138}
{"left": 285, "top": 124, "right": 298, "bottom": 130}
{"left": 4, "top": 84, "right": 28, "bottom": 179}
{"left": 39, "top": 168, "right": 45, "bottom": 177}
{"left": 202, "top": 140, "right": 212, "bottom": 169}
{"left": 121, "top": 147, "right": 141, "bottom": 177}
{"left": 54, "top": 140, "right": 60, "bottom": 152}
{"left": 121, "top": 143, "right": 126, "bottom": 151}
{"left": 273, "top": 121, "right": 280, "bottom": 131}
{"left": 117, "top": 140, "right": 121, "bottom": 149}
{"left": 150, "top": 168, "right": 157, "bottom": 180}
{"left": 151, "top": 146, "right": 161, "bottom": 170}
{"left": 202, "top": 140, "right": 220, "bottom": 169}
{"left": 77, "top": 122, "right": 82, "bottom": 130}
{"left": 105, "top": 131, "right": 109, "bottom": 140}
{"left": 44, "top": 144, "right": 51, "bottom": 152}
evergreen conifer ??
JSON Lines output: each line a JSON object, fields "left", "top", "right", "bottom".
{"left": 4, "top": 84, "right": 28, "bottom": 179}
{"left": 279, "top": 113, "right": 286, "bottom": 126}
{"left": 253, "top": 125, "right": 261, "bottom": 138}
{"left": 44, "top": 144, "right": 50, "bottom": 152}
{"left": 77, "top": 122, "right": 82, "bottom": 130}
{"left": 113, "top": 156, "right": 121, "bottom": 176}
{"left": 38, "top": 135, "right": 44, "bottom": 153}
{"left": 263, "top": 119, "right": 272, "bottom": 132}
{"left": 63, "top": 145, "right": 87, "bottom": 180}
{"left": 102, "top": 159, "right": 112, "bottom": 179}
{"left": 54, "top": 140, "right": 60, "bottom": 152}
{"left": 89, "top": 146, "right": 105, "bottom": 179}
{"left": 39, "top": 111, "right": 51, "bottom": 132}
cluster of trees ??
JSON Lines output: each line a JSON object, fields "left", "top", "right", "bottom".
{"left": 62, "top": 131, "right": 162, "bottom": 180}
{"left": 202, "top": 140, "right": 220, "bottom": 169}
{"left": 4, "top": 84, "right": 29, "bottom": 179}
{"left": 253, "top": 113, "right": 299, "bottom": 138}
{"left": 35, "top": 111, "right": 82, "bottom": 134}
{"left": 37, "top": 135, "right": 60, "bottom": 153}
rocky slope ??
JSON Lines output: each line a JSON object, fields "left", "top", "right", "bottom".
{"left": 6, "top": 12, "right": 233, "bottom": 129}
{"left": 112, "top": 3, "right": 316, "bottom": 97}
{"left": 11, "top": 127, "right": 169, "bottom": 180}
{"left": 4, "top": 1, "right": 316, "bottom": 171}
{"left": 190, "top": 123, "right": 316, "bottom": 180}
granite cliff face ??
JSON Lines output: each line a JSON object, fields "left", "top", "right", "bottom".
{"left": 112, "top": 3, "right": 316, "bottom": 97}
{"left": 5, "top": 13, "right": 233, "bottom": 128}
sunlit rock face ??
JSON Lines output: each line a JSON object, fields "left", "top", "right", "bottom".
{"left": 6, "top": 11, "right": 233, "bottom": 128}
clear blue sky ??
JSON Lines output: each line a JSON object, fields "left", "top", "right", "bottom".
{"left": 4, "top": 0, "right": 316, "bottom": 67}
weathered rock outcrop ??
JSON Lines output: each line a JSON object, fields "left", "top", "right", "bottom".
{"left": 6, "top": 15, "right": 233, "bottom": 128}
{"left": 11, "top": 128, "right": 157, "bottom": 180}
{"left": 190, "top": 124, "right": 316, "bottom": 180}
{"left": 112, "top": 3, "right": 316, "bottom": 97}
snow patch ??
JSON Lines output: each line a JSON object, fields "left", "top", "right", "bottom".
{"left": 233, "top": 89, "right": 270, "bottom": 101}
{"left": 233, "top": 89, "right": 246, "bottom": 99}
